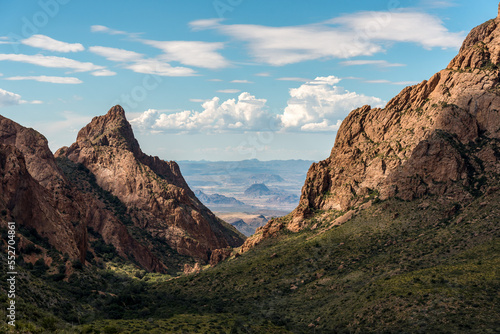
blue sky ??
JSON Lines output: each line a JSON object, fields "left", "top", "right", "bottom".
{"left": 0, "top": 0, "right": 497, "bottom": 161}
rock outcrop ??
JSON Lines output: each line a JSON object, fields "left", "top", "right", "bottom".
{"left": 242, "top": 6, "right": 500, "bottom": 249}
{"left": 57, "top": 105, "right": 244, "bottom": 262}
{"left": 0, "top": 143, "right": 84, "bottom": 261}
{"left": 0, "top": 115, "right": 166, "bottom": 272}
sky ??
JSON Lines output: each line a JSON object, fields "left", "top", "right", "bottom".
{"left": 0, "top": 0, "right": 497, "bottom": 161}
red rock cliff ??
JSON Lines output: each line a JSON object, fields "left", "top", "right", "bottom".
{"left": 57, "top": 105, "right": 244, "bottom": 262}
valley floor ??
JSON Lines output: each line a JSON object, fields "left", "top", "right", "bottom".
{"left": 1, "top": 185, "right": 499, "bottom": 333}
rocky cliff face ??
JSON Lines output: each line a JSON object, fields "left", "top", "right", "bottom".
{"left": 56, "top": 105, "right": 244, "bottom": 262}
{"left": 0, "top": 143, "right": 84, "bottom": 261}
{"left": 0, "top": 115, "right": 166, "bottom": 272}
{"left": 242, "top": 7, "right": 500, "bottom": 248}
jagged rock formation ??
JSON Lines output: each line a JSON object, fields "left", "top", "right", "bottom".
{"left": 56, "top": 105, "right": 244, "bottom": 262}
{"left": 0, "top": 143, "right": 84, "bottom": 260}
{"left": 242, "top": 8, "right": 500, "bottom": 249}
{"left": 0, "top": 115, "right": 166, "bottom": 272}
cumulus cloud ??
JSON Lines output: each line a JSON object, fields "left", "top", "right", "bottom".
{"left": 131, "top": 76, "right": 384, "bottom": 133}
{"left": 0, "top": 88, "right": 41, "bottom": 107}
{"left": 131, "top": 92, "right": 271, "bottom": 133}
{"left": 190, "top": 10, "right": 464, "bottom": 65}
{"left": 280, "top": 76, "right": 385, "bottom": 131}
{"left": 5, "top": 75, "right": 82, "bottom": 84}
{"left": 0, "top": 88, "right": 23, "bottom": 107}
{"left": 21, "top": 35, "right": 84, "bottom": 52}
{"left": 0, "top": 53, "right": 104, "bottom": 72}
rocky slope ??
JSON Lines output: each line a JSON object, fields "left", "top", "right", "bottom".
{"left": 0, "top": 115, "right": 166, "bottom": 272}
{"left": 242, "top": 7, "right": 500, "bottom": 249}
{"left": 56, "top": 105, "right": 244, "bottom": 262}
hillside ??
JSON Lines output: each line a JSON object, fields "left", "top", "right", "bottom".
{"left": 0, "top": 4, "right": 499, "bottom": 334}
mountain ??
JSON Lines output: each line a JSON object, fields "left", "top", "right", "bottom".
{"left": 0, "top": 115, "right": 165, "bottom": 272}
{"left": 194, "top": 189, "right": 245, "bottom": 206}
{"left": 217, "top": 213, "right": 269, "bottom": 237}
{"left": 148, "top": 9, "right": 499, "bottom": 333}
{"left": 56, "top": 105, "right": 244, "bottom": 262}
{"left": 244, "top": 183, "right": 272, "bottom": 197}
{"left": 244, "top": 9, "right": 500, "bottom": 247}
{"left": 3, "top": 7, "right": 500, "bottom": 334}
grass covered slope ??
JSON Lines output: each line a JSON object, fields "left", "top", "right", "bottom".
{"left": 149, "top": 187, "right": 499, "bottom": 333}
{"left": 0, "top": 183, "right": 497, "bottom": 333}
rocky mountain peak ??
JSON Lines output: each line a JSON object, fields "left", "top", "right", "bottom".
{"left": 73, "top": 104, "right": 140, "bottom": 156}
{"left": 107, "top": 104, "right": 126, "bottom": 118}
{"left": 448, "top": 11, "right": 500, "bottom": 70}
{"left": 58, "top": 105, "right": 245, "bottom": 262}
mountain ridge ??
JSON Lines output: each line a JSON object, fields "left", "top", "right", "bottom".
{"left": 56, "top": 105, "right": 245, "bottom": 263}
{"left": 241, "top": 7, "right": 500, "bottom": 250}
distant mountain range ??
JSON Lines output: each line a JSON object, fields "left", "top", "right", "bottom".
{"left": 194, "top": 190, "right": 245, "bottom": 206}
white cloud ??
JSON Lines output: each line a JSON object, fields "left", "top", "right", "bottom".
{"left": 189, "top": 18, "right": 224, "bottom": 31}
{"left": 300, "top": 119, "right": 343, "bottom": 132}
{"left": 190, "top": 98, "right": 208, "bottom": 103}
{"left": 141, "top": 40, "right": 229, "bottom": 69}
{"left": 0, "top": 88, "right": 41, "bottom": 107}
{"left": 191, "top": 10, "right": 464, "bottom": 65}
{"left": 91, "top": 25, "right": 129, "bottom": 36}
{"left": 90, "top": 24, "right": 229, "bottom": 69}
{"left": 89, "top": 46, "right": 143, "bottom": 62}
{"left": 5, "top": 75, "right": 82, "bottom": 84}
{"left": 217, "top": 89, "right": 241, "bottom": 93}
{"left": 131, "top": 92, "right": 271, "bottom": 133}
{"left": 208, "top": 78, "right": 223, "bottom": 82}
{"left": 132, "top": 76, "right": 385, "bottom": 134}
{"left": 330, "top": 11, "right": 464, "bottom": 49}
{"left": 0, "top": 88, "right": 23, "bottom": 107}
{"left": 277, "top": 77, "right": 310, "bottom": 82}
{"left": 280, "top": 76, "right": 385, "bottom": 131}
{"left": 125, "top": 58, "right": 196, "bottom": 76}
{"left": 91, "top": 69, "right": 117, "bottom": 76}
{"left": 340, "top": 60, "right": 405, "bottom": 67}
{"left": 89, "top": 45, "right": 196, "bottom": 77}
{"left": 0, "top": 53, "right": 104, "bottom": 72}
{"left": 255, "top": 72, "right": 271, "bottom": 77}
{"left": 21, "top": 35, "right": 84, "bottom": 53}
{"left": 231, "top": 80, "right": 253, "bottom": 84}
